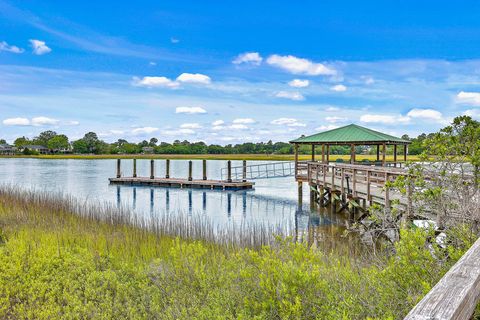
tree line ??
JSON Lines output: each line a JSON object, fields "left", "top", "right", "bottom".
{"left": 1, "top": 129, "right": 434, "bottom": 155}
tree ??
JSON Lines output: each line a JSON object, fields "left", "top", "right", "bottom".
{"left": 47, "top": 135, "right": 69, "bottom": 151}
{"left": 0, "top": 139, "right": 6, "bottom": 145}
{"left": 14, "top": 137, "right": 31, "bottom": 147}
{"left": 149, "top": 138, "right": 158, "bottom": 147}
{"left": 34, "top": 131, "right": 57, "bottom": 146}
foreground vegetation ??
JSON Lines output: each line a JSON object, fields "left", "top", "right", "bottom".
{"left": 0, "top": 187, "right": 476, "bottom": 319}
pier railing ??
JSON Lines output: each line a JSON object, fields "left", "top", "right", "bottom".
{"left": 221, "top": 161, "right": 295, "bottom": 181}
{"left": 405, "top": 236, "right": 480, "bottom": 320}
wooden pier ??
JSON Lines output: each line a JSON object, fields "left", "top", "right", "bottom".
{"left": 109, "top": 159, "right": 254, "bottom": 190}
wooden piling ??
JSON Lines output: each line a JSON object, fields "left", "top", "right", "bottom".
{"left": 165, "top": 159, "right": 170, "bottom": 179}
{"left": 202, "top": 159, "right": 207, "bottom": 180}
{"left": 227, "top": 160, "right": 232, "bottom": 182}
{"left": 150, "top": 159, "right": 154, "bottom": 179}
{"left": 242, "top": 160, "right": 247, "bottom": 182}
{"left": 298, "top": 181, "right": 303, "bottom": 205}
{"left": 188, "top": 160, "right": 193, "bottom": 181}
{"left": 116, "top": 159, "right": 121, "bottom": 178}
{"left": 133, "top": 159, "right": 137, "bottom": 178}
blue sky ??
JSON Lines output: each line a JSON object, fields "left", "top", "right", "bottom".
{"left": 1, "top": 0, "right": 480, "bottom": 144}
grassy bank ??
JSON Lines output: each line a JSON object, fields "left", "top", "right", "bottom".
{"left": 0, "top": 153, "right": 421, "bottom": 161}
{"left": 0, "top": 187, "right": 474, "bottom": 319}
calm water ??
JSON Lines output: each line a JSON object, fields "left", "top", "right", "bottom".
{"left": 0, "top": 159, "right": 348, "bottom": 241}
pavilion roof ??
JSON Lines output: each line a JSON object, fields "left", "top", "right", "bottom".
{"left": 290, "top": 124, "right": 411, "bottom": 145}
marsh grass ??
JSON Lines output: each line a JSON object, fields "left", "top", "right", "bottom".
{"left": 0, "top": 185, "right": 475, "bottom": 319}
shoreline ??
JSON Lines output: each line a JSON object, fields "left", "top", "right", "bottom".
{"left": 0, "top": 154, "right": 421, "bottom": 161}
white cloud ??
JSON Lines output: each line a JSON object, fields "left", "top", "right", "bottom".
{"left": 363, "top": 76, "right": 375, "bottom": 85}
{"left": 176, "top": 73, "right": 211, "bottom": 84}
{"left": 288, "top": 79, "right": 310, "bottom": 88}
{"left": 229, "top": 124, "right": 248, "bottom": 130}
{"left": 360, "top": 114, "right": 410, "bottom": 124}
{"left": 0, "top": 41, "right": 24, "bottom": 53}
{"left": 31, "top": 116, "right": 59, "bottom": 126}
{"left": 65, "top": 120, "right": 80, "bottom": 126}
{"left": 325, "top": 106, "right": 340, "bottom": 112}
{"left": 275, "top": 91, "right": 305, "bottom": 101}
{"left": 465, "top": 109, "right": 480, "bottom": 119}
{"left": 2, "top": 117, "right": 30, "bottom": 126}
{"left": 132, "top": 76, "right": 179, "bottom": 88}
{"left": 325, "top": 116, "right": 347, "bottom": 123}
{"left": 315, "top": 125, "right": 339, "bottom": 131}
{"left": 456, "top": 91, "right": 480, "bottom": 107}
{"left": 131, "top": 127, "right": 159, "bottom": 134}
{"left": 406, "top": 108, "right": 443, "bottom": 121}
{"left": 175, "top": 106, "right": 207, "bottom": 114}
{"left": 149, "top": 61, "right": 157, "bottom": 66}
{"left": 212, "top": 125, "right": 225, "bottom": 131}
{"left": 29, "top": 39, "right": 51, "bottom": 55}
{"left": 330, "top": 84, "right": 347, "bottom": 92}
{"left": 232, "top": 118, "right": 255, "bottom": 124}
{"left": 232, "top": 52, "right": 263, "bottom": 65}
{"left": 180, "top": 123, "right": 202, "bottom": 129}
{"left": 266, "top": 54, "right": 336, "bottom": 76}
{"left": 170, "top": 37, "right": 180, "bottom": 44}
{"left": 162, "top": 128, "right": 195, "bottom": 135}
{"left": 271, "top": 118, "right": 306, "bottom": 127}
{"left": 212, "top": 120, "right": 224, "bottom": 126}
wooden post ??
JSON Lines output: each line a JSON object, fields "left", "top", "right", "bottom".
{"left": 407, "top": 180, "right": 413, "bottom": 221}
{"left": 294, "top": 144, "right": 299, "bottom": 178}
{"left": 242, "top": 160, "right": 247, "bottom": 182}
{"left": 384, "top": 173, "right": 390, "bottom": 209}
{"left": 350, "top": 144, "right": 355, "bottom": 164}
{"left": 133, "top": 159, "right": 137, "bottom": 178}
{"left": 326, "top": 145, "right": 330, "bottom": 163}
{"left": 165, "top": 159, "right": 170, "bottom": 179}
{"left": 202, "top": 159, "right": 207, "bottom": 180}
{"left": 352, "top": 169, "right": 357, "bottom": 197}
{"left": 116, "top": 159, "right": 121, "bottom": 178}
{"left": 322, "top": 144, "right": 325, "bottom": 163}
{"left": 376, "top": 144, "right": 380, "bottom": 161}
{"left": 188, "top": 160, "right": 193, "bottom": 181}
{"left": 227, "top": 160, "right": 232, "bottom": 182}
{"left": 150, "top": 159, "right": 154, "bottom": 179}
{"left": 367, "top": 170, "right": 371, "bottom": 204}
{"left": 311, "top": 144, "right": 315, "bottom": 161}
{"left": 298, "top": 181, "right": 303, "bottom": 205}
{"left": 404, "top": 144, "right": 408, "bottom": 162}
{"left": 393, "top": 144, "right": 397, "bottom": 167}
{"left": 382, "top": 143, "right": 386, "bottom": 166}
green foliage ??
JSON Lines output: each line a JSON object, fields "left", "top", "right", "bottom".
{"left": 0, "top": 191, "right": 475, "bottom": 319}
{"left": 47, "top": 134, "right": 69, "bottom": 151}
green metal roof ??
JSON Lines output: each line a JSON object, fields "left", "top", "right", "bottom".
{"left": 290, "top": 124, "right": 411, "bottom": 144}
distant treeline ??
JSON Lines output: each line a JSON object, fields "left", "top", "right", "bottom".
{"left": 1, "top": 130, "right": 432, "bottom": 155}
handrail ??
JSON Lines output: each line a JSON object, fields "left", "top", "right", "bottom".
{"left": 404, "top": 237, "right": 480, "bottom": 320}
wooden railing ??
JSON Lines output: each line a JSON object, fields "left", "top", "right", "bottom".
{"left": 405, "top": 237, "right": 480, "bottom": 320}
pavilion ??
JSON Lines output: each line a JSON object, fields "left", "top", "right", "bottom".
{"left": 289, "top": 124, "right": 411, "bottom": 166}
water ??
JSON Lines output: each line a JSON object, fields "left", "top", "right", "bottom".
{"left": 0, "top": 158, "right": 348, "bottom": 243}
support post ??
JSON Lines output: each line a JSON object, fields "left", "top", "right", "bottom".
{"left": 294, "top": 144, "right": 299, "bottom": 178}
{"left": 150, "top": 159, "right": 154, "bottom": 179}
{"left": 404, "top": 144, "right": 408, "bottom": 162}
{"left": 298, "top": 181, "right": 303, "bottom": 205}
{"left": 202, "top": 159, "right": 207, "bottom": 180}
{"left": 322, "top": 144, "right": 325, "bottom": 163}
{"left": 382, "top": 143, "right": 386, "bottom": 166}
{"left": 227, "top": 160, "right": 232, "bottom": 182}
{"left": 326, "top": 145, "right": 330, "bottom": 163}
{"left": 116, "top": 159, "right": 121, "bottom": 178}
{"left": 376, "top": 144, "right": 380, "bottom": 161}
{"left": 350, "top": 144, "right": 355, "bottom": 164}
{"left": 165, "top": 159, "right": 170, "bottom": 179}
{"left": 242, "top": 160, "right": 247, "bottom": 182}
{"left": 188, "top": 160, "right": 193, "bottom": 181}
{"left": 311, "top": 144, "right": 315, "bottom": 161}
{"left": 394, "top": 144, "right": 398, "bottom": 167}
{"left": 133, "top": 159, "right": 137, "bottom": 178}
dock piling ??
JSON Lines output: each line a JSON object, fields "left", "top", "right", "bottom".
{"left": 165, "top": 159, "right": 170, "bottom": 179}
{"left": 133, "top": 159, "right": 137, "bottom": 177}
{"left": 150, "top": 159, "right": 154, "bottom": 179}
{"left": 116, "top": 159, "right": 121, "bottom": 178}
{"left": 203, "top": 159, "right": 207, "bottom": 180}
{"left": 188, "top": 160, "right": 193, "bottom": 181}
{"left": 227, "top": 160, "right": 232, "bottom": 182}
{"left": 242, "top": 160, "right": 247, "bottom": 182}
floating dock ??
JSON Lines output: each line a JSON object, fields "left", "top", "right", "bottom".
{"left": 109, "top": 176, "right": 253, "bottom": 190}
{"left": 109, "top": 159, "right": 254, "bottom": 190}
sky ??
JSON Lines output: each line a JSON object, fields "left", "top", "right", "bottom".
{"left": 1, "top": 0, "right": 480, "bottom": 144}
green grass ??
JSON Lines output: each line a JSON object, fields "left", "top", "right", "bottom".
{"left": 0, "top": 153, "right": 422, "bottom": 161}
{"left": 0, "top": 187, "right": 473, "bottom": 319}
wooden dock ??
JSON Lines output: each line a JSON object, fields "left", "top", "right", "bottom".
{"left": 110, "top": 159, "right": 254, "bottom": 190}
{"left": 109, "top": 176, "right": 254, "bottom": 190}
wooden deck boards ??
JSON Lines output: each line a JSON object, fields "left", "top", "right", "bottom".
{"left": 109, "top": 176, "right": 254, "bottom": 190}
